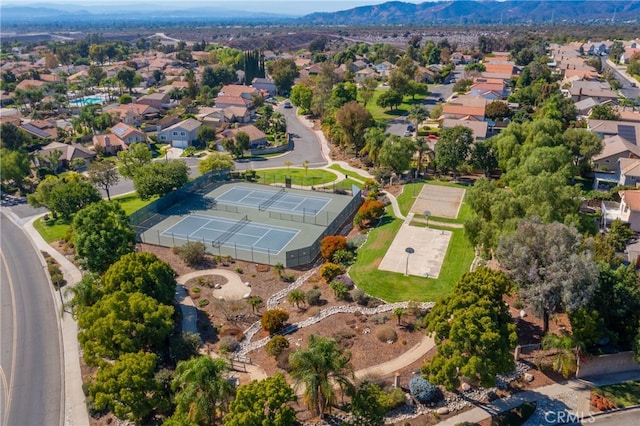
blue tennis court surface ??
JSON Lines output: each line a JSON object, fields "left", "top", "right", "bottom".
{"left": 162, "top": 214, "right": 298, "bottom": 254}
{"left": 215, "top": 187, "right": 330, "bottom": 216}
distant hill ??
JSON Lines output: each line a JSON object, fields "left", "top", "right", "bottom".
{"left": 300, "top": 1, "right": 640, "bottom": 25}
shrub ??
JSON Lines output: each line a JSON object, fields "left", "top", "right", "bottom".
{"left": 218, "top": 336, "right": 239, "bottom": 353}
{"left": 355, "top": 199, "right": 385, "bottom": 229}
{"left": 320, "top": 235, "right": 347, "bottom": 260}
{"left": 266, "top": 335, "right": 289, "bottom": 357}
{"left": 219, "top": 326, "right": 244, "bottom": 341}
{"left": 276, "top": 348, "right": 292, "bottom": 371}
{"left": 169, "top": 332, "right": 202, "bottom": 361}
{"left": 332, "top": 249, "right": 355, "bottom": 266}
{"left": 409, "top": 377, "right": 438, "bottom": 404}
{"left": 261, "top": 309, "right": 289, "bottom": 334}
{"left": 198, "top": 299, "right": 209, "bottom": 308}
{"left": 176, "top": 241, "right": 207, "bottom": 266}
{"left": 352, "top": 288, "right": 369, "bottom": 306}
{"left": 329, "top": 281, "right": 349, "bottom": 300}
{"left": 306, "top": 289, "right": 322, "bottom": 306}
{"left": 320, "top": 262, "right": 344, "bottom": 282}
{"left": 376, "top": 326, "right": 397, "bottom": 343}
{"left": 382, "top": 387, "right": 406, "bottom": 410}
{"left": 235, "top": 267, "right": 243, "bottom": 274}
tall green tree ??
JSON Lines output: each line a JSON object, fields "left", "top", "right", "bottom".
{"left": 0, "top": 148, "right": 31, "bottom": 192}
{"left": 435, "top": 126, "right": 473, "bottom": 179}
{"left": 348, "top": 381, "right": 388, "bottom": 426}
{"left": 87, "top": 159, "right": 119, "bottom": 200}
{"left": 290, "top": 84, "right": 313, "bottom": 113}
{"left": 102, "top": 252, "right": 176, "bottom": 305}
{"left": 116, "top": 67, "right": 139, "bottom": 94}
{"left": 72, "top": 201, "right": 136, "bottom": 273}
{"left": 496, "top": 218, "right": 599, "bottom": 333}
{"left": 378, "top": 135, "right": 416, "bottom": 175}
{"left": 132, "top": 160, "right": 189, "bottom": 200}
{"left": 422, "top": 268, "right": 517, "bottom": 390}
{"left": 89, "top": 351, "right": 160, "bottom": 423}
{"left": 117, "top": 142, "right": 152, "bottom": 179}
{"left": 266, "top": 58, "right": 297, "bottom": 94}
{"left": 360, "top": 127, "right": 386, "bottom": 166}
{"left": 224, "top": 373, "right": 297, "bottom": 426}
{"left": 289, "top": 335, "right": 354, "bottom": 418}
{"left": 78, "top": 291, "right": 174, "bottom": 365}
{"left": 29, "top": 175, "right": 101, "bottom": 219}
{"left": 335, "top": 101, "right": 373, "bottom": 153}
{"left": 198, "top": 152, "right": 235, "bottom": 175}
{"left": 407, "top": 104, "right": 428, "bottom": 131}
{"left": 172, "top": 356, "right": 235, "bottom": 425}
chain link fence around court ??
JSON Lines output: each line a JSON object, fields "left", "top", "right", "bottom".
{"left": 284, "top": 186, "right": 362, "bottom": 267}
{"left": 131, "top": 174, "right": 362, "bottom": 267}
{"left": 129, "top": 169, "right": 232, "bottom": 229}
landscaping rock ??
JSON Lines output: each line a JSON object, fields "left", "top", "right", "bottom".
{"left": 461, "top": 382, "right": 471, "bottom": 391}
{"left": 436, "top": 407, "right": 450, "bottom": 415}
{"left": 524, "top": 373, "right": 534, "bottom": 382}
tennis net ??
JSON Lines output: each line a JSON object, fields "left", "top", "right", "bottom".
{"left": 211, "top": 215, "right": 250, "bottom": 248}
{"left": 258, "top": 187, "right": 286, "bottom": 211}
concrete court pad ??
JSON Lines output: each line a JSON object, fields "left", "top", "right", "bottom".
{"left": 410, "top": 184, "right": 466, "bottom": 219}
{"left": 378, "top": 223, "right": 451, "bottom": 278}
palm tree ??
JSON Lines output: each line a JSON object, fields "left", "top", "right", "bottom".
{"left": 414, "top": 137, "right": 433, "bottom": 177}
{"left": 172, "top": 356, "right": 235, "bottom": 425}
{"left": 289, "top": 335, "right": 354, "bottom": 418}
{"left": 360, "top": 127, "right": 386, "bottom": 166}
{"left": 287, "top": 289, "right": 306, "bottom": 310}
{"left": 542, "top": 332, "right": 578, "bottom": 378}
{"left": 408, "top": 104, "right": 429, "bottom": 133}
{"left": 393, "top": 307, "right": 406, "bottom": 325}
{"left": 247, "top": 296, "right": 263, "bottom": 314}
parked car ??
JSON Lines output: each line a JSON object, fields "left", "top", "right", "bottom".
{"left": 406, "top": 124, "right": 415, "bottom": 132}
{"left": 403, "top": 130, "right": 413, "bottom": 137}
{"left": 265, "top": 97, "right": 277, "bottom": 104}
{"left": 283, "top": 100, "right": 292, "bottom": 108}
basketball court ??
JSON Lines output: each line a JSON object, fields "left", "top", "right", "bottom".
{"left": 378, "top": 221, "right": 451, "bottom": 278}
{"left": 410, "top": 184, "right": 466, "bottom": 219}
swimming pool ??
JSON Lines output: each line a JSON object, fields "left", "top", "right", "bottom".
{"left": 69, "top": 96, "right": 104, "bottom": 107}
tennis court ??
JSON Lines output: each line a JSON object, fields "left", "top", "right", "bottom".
{"left": 214, "top": 186, "right": 330, "bottom": 216}
{"left": 161, "top": 214, "right": 298, "bottom": 254}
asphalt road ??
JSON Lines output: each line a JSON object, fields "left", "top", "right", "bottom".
{"left": 234, "top": 103, "right": 328, "bottom": 171}
{"left": 567, "top": 407, "right": 640, "bottom": 425}
{"left": 0, "top": 213, "right": 63, "bottom": 426}
{"left": 602, "top": 58, "right": 640, "bottom": 101}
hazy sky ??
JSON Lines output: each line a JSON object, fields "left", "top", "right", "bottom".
{"left": 2, "top": 0, "right": 429, "bottom": 15}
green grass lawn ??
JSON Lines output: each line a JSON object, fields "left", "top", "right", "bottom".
{"left": 330, "top": 178, "right": 363, "bottom": 191}
{"left": 328, "top": 164, "right": 371, "bottom": 182}
{"left": 594, "top": 381, "right": 640, "bottom": 407}
{"left": 349, "top": 210, "right": 475, "bottom": 302}
{"left": 360, "top": 88, "right": 428, "bottom": 122}
{"left": 33, "top": 216, "right": 72, "bottom": 243}
{"left": 33, "top": 193, "right": 154, "bottom": 243}
{"left": 254, "top": 168, "right": 339, "bottom": 187}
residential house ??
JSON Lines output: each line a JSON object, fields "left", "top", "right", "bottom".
{"left": 20, "top": 119, "right": 57, "bottom": 140}
{"left": 215, "top": 95, "right": 253, "bottom": 111}
{"left": 588, "top": 119, "right": 640, "bottom": 142}
{"left": 15, "top": 79, "right": 47, "bottom": 92}
{"left": 442, "top": 119, "right": 488, "bottom": 141}
{"left": 158, "top": 118, "right": 201, "bottom": 148}
{"left": 196, "top": 106, "right": 225, "bottom": 127}
{"left": 352, "top": 60, "right": 369, "bottom": 71}
{"left": 618, "top": 158, "right": 640, "bottom": 187}
{"left": 568, "top": 81, "right": 619, "bottom": 104}
{"left": 469, "top": 79, "right": 509, "bottom": 99}
{"left": 94, "top": 122, "right": 146, "bottom": 154}
{"left": 136, "top": 93, "right": 172, "bottom": 110}
{"left": 251, "top": 77, "right": 277, "bottom": 96}
{"left": 224, "top": 106, "right": 251, "bottom": 123}
{"left": 450, "top": 52, "right": 465, "bottom": 65}
{"left": 619, "top": 47, "right": 640, "bottom": 65}
{"left": 105, "top": 103, "right": 159, "bottom": 125}
{"left": 574, "top": 98, "right": 600, "bottom": 116}
{"left": 592, "top": 135, "right": 640, "bottom": 170}
{"left": 218, "top": 124, "right": 267, "bottom": 149}
{"left": 354, "top": 67, "right": 378, "bottom": 83}
{"left": 441, "top": 96, "right": 487, "bottom": 121}
{"left": 602, "top": 190, "right": 640, "bottom": 232}
{"left": 37, "top": 141, "right": 95, "bottom": 168}
{"left": 374, "top": 61, "right": 394, "bottom": 77}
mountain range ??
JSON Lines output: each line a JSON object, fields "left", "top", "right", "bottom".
{"left": 301, "top": 1, "right": 640, "bottom": 25}
{"left": 2, "top": 1, "right": 640, "bottom": 26}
